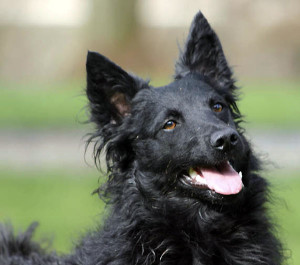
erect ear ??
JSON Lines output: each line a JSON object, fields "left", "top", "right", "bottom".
{"left": 175, "top": 11, "right": 235, "bottom": 90}
{"left": 86, "top": 51, "right": 148, "bottom": 126}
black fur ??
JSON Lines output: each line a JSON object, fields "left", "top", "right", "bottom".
{"left": 0, "top": 11, "right": 283, "bottom": 265}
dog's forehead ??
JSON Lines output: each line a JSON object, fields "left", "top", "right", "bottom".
{"left": 152, "top": 76, "right": 219, "bottom": 103}
{"left": 133, "top": 75, "right": 223, "bottom": 116}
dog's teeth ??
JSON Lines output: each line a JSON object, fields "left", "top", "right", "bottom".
{"left": 188, "top": 168, "right": 207, "bottom": 185}
{"left": 189, "top": 168, "right": 198, "bottom": 179}
{"left": 239, "top": 171, "right": 243, "bottom": 179}
{"left": 196, "top": 175, "right": 207, "bottom": 185}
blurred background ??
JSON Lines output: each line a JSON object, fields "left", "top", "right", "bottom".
{"left": 0, "top": 0, "right": 299, "bottom": 263}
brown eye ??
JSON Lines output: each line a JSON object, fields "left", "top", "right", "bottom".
{"left": 212, "top": 103, "right": 223, "bottom": 112}
{"left": 163, "top": 120, "right": 176, "bottom": 130}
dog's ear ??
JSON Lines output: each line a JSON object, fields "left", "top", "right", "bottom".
{"left": 86, "top": 51, "right": 148, "bottom": 126}
{"left": 175, "top": 11, "right": 235, "bottom": 90}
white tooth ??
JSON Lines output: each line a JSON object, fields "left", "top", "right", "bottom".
{"left": 189, "top": 168, "right": 198, "bottom": 179}
{"left": 201, "top": 177, "right": 207, "bottom": 185}
{"left": 196, "top": 174, "right": 207, "bottom": 185}
{"left": 239, "top": 171, "right": 243, "bottom": 179}
{"left": 189, "top": 168, "right": 207, "bottom": 185}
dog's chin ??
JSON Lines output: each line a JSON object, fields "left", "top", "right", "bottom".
{"left": 177, "top": 160, "right": 245, "bottom": 205}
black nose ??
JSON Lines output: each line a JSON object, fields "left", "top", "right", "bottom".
{"left": 210, "top": 129, "right": 239, "bottom": 151}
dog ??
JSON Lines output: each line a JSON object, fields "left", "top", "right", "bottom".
{"left": 0, "top": 11, "right": 283, "bottom": 265}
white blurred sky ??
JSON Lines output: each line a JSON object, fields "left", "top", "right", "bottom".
{"left": 0, "top": 0, "right": 297, "bottom": 28}
{"left": 0, "top": 0, "right": 91, "bottom": 26}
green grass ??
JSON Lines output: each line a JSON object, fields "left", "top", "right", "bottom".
{"left": 0, "top": 168, "right": 105, "bottom": 253}
{"left": 0, "top": 168, "right": 299, "bottom": 264}
{"left": 271, "top": 170, "right": 300, "bottom": 264}
{"left": 0, "top": 79, "right": 299, "bottom": 129}
{"left": 0, "top": 80, "right": 87, "bottom": 129}
{"left": 238, "top": 80, "right": 300, "bottom": 129}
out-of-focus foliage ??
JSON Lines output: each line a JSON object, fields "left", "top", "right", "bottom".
{"left": 0, "top": 168, "right": 103, "bottom": 253}
{"left": 0, "top": 80, "right": 299, "bottom": 129}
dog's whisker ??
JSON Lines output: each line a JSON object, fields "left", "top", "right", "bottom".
{"left": 159, "top": 248, "right": 170, "bottom": 262}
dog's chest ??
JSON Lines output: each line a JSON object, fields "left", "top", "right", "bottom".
{"left": 134, "top": 227, "right": 256, "bottom": 265}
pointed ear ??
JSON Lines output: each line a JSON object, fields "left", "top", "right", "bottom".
{"left": 86, "top": 51, "right": 149, "bottom": 126}
{"left": 175, "top": 11, "right": 235, "bottom": 90}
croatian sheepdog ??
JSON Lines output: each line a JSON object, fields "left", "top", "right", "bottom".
{"left": 0, "top": 11, "right": 283, "bottom": 265}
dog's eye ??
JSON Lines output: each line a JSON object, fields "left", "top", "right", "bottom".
{"left": 212, "top": 103, "right": 223, "bottom": 113}
{"left": 163, "top": 120, "right": 176, "bottom": 130}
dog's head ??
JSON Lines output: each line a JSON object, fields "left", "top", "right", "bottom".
{"left": 86, "top": 12, "right": 256, "bottom": 211}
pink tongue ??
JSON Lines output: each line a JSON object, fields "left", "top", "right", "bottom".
{"left": 200, "top": 163, "right": 242, "bottom": 195}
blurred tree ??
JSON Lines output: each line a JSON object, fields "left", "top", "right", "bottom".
{"left": 87, "top": 0, "right": 138, "bottom": 46}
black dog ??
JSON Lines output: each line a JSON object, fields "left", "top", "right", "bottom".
{"left": 0, "top": 11, "right": 283, "bottom": 265}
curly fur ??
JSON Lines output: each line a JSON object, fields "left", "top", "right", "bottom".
{"left": 0, "top": 11, "right": 283, "bottom": 265}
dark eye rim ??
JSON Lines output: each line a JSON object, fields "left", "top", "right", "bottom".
{"left": 212, "top": 102, "right": 224, "bottom": 112}
{"left": 163, "top": 120, "right": 177, "bottom": 130}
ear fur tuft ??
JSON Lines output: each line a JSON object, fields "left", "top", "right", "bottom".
{"left": 86, "top": 51, "right": 149, "bottom": 127}
{"left": 175, "top": 11, "right": 235, "bottom": 91}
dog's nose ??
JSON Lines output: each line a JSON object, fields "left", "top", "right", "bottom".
{"left": 210, "top": 129, "right": 239, "bottom": 151}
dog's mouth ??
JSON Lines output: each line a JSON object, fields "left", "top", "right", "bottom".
{"left": 181, "top": 161, "right": 243, "bottom": 196}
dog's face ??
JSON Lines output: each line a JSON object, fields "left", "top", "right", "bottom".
{"left": 131, "top": 75, "right": 247, "bottom": 204}
{"left": 86, "top": 12, "right": 250, "bottom": 209}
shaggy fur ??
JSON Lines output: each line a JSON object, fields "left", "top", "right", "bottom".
{"left": 0, "top": 11, "right": 283, "bottom": 265}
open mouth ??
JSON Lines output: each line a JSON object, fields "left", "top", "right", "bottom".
{"left": 181, "top": 161, "right": 243, "bottom": 196}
